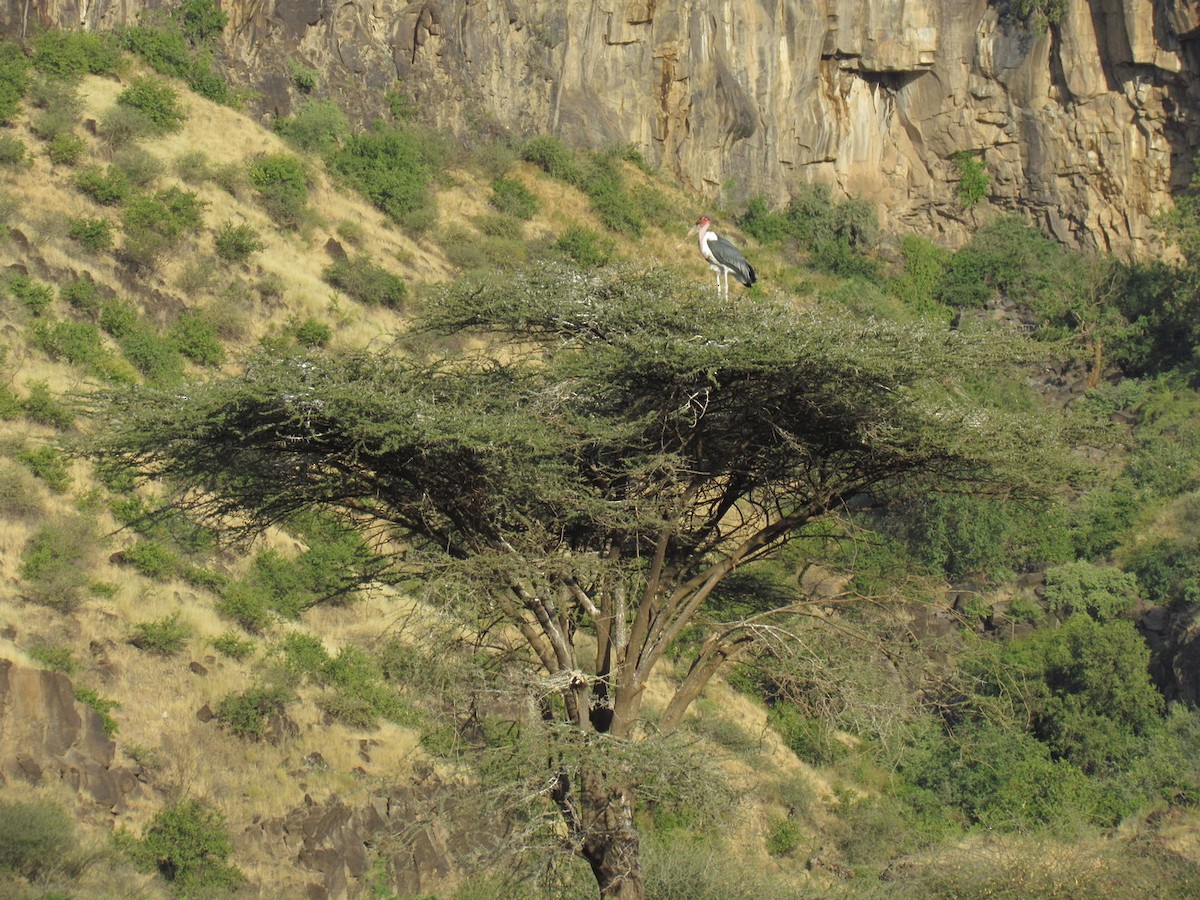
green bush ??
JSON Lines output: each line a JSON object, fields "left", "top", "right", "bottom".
{"left": 115, "top": 325, "right": 186, "bottom": 384}
{"left": 322, "top": 254, "right": 407, "bottom": 308}
{"left": 122, "top": 186, "right": 208, "bottom": 269}
{"left": 99, "top": 297, "right": 141, "bottom": 337}
{"left": 936, "top": 215, "right": 1066, "bottom": 310}
{"left": 68, "top": 215, "right": 114, "bottom": 251}
{"left": 247, "top": 152, "right": 308, "bottom": 227}
{"left": 0, "top": 133, "right": 25, "bottom": 165}
{"left": 170, "top": 311, "right": 226, "bottom": 365}
{"left": 112, "top": 145, "right": 164, "bottom": 187}
{"left": 130, "top": 798, "right": 243, "bottom": 894}
{"left": 292, "top": 316, "right": 332, "bottom": 347}
{"left": 556, "top": 225, "right": 616, "bottom": 268}
{"left": 0, "top": 40, "right": 30, "bottom": 124}
{"left": 45, "top": 132, "right": 86, "bottom": 164}
{"left": 0, "top": 799, "right": 80, "bottom": 881}
{"left": 0, "top": 462, "right": 43, "bottom": 518}
{"left": 891, "top": 235, "right": 952, "bottom": 318}
{"left": 31, "top": 28, "right": 123, "bottom": 77}
{"left": 213, "top": 220, "right": 264, "bottom": 262}
{"left": 273, "top": 98, "right": 347, "bottom": 153}
{"left": 130, "top": 611, "right": 191, "bottom": 655}
{"left": 29, "top": 641, "right": 77, "bottom": 673}
{"left": 326, "top": 122, "right": 443, "bottom": 233}
{"left": 952, "top": 151, "right": 989, "bottom": 208}
{"left": 75, "top": 164, "right": 133, "bottom": 205}
{"left": 1042, "top": 561, "right": 1140, "bottom": 621}
{"left": 215, "top": 684, "right": 291, "bottom": 739}
{"left": 74, "top": 686, "right": 120, "bottom": 736}
{"left": 60, "top": 277, "right": 102, "bottom": 315}
{"left": 20, "top": 516, "right": 96, "bottom": 610}
{"left": 175, "top": 149, "right": 211, "bottom": 183}
{"left": 8, "top": 274, "right": 55, "bottom": 315}
{"left": 31, "top": 319, "right": 107, "bottom": 369}
{"left": 21, "top": 381, "right": 76, "bottom": 429}
{"left": 211, "top": 630, "right": 255, "bottom": 660}
{"left": 117, "top": 75, "right": 185, "bottom": 133}
{"left": 28, "top": 76, "right": 83, "bottom": 139}
{"left": 287, "top": 58, "right": 319, "bottom": 93}
{"left": 489, "top": 177, "right": 539, "bottom": 220}
{"left": 122, "top": 540, "right": 181, "bottom": 580}
{"left": 215, "top": 581, "right": 275, "bottom": 632}
{"left": 177, "top": 0, "right": 229, "bottom": 44}
{"left": 521, "top": 134, "right": 580, "bottom": 183}
{"left": 18, "top": 445, "right": 70, "bottom": 492}
{"left": 98, "top": 103, "right": 155, "bottom": 149}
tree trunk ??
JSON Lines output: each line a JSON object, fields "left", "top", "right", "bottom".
{"left": 579, "top": 770, "right": 643, "bottom": 899}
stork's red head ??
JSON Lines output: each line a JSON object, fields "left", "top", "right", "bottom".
{"left": 696, "top": 215, "right": 712, "bottom": 228}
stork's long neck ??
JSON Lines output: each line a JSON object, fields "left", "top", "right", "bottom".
{"left": 696, "top": 221, "right": 710, "bottom": 255}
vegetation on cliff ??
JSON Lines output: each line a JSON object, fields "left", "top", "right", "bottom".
{"left": 1, "top": 20, "right": 1200, "bottom": 900}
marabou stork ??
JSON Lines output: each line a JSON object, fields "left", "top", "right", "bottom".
{"left": 688, "top": 214, "right": 756, "bottom": 300}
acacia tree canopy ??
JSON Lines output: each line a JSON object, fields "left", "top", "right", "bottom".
{"left": 95, "top": 262, "right": 1063, "bottom": 897}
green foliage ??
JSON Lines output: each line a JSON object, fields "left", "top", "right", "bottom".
{"left": 122, "top": 540, "right": 181, "bottom": 580}
{"left": 287, "top": 58, "right": 319, "bottom": 93}
{"left": 68, "top": 215, "right": 115, "bottom": 251}
{"left": 60, "top": 277, "right": 102, "bottom": 314}
{"left": 764, "top": 817, "right": 802, "bottom": 857}
{"left": 170, "top": 310, "right": 226, "bottom": 365}
{"left": 31, "top": 29, "right": 123, "bottom": 77}
{"left": 951, "top": 150, "right": 989, "bottom": 208}
{"left": 273, "top": 98, "right": 347, "bottom": 153}
{"left": 0, "top": 40, "right": 30, "bottom": 124}
{"left": 738, "top": 184, "right": 879, "bottom": 278}
{"left": 128, "top": 798, "right": 243, "bottom": 895}
{"left": 0, "top": 133, "right": 26, "bottom": 165}
{"left": 292, "top": 316, "right": 332, "bottom": 347}
{"left": 555, "top": 225, "right": 616, "bottom": 268}
{"left": 0, "top": 799, "right": 79, "bottom": 881}
{"left": 891, "top": 235, "right": 952, "bottom": 318}
{"left": 322, "top": 254, "right": 407, "bottom": 308}
{"left": 28, "top": 75, "right": 83, "bottom": 140}
{"left": 18, "top": 445, "right": 70, "bottom": 492}
{"left": 118, "top": 10, "right": 232, "bottom": 105}
{"left": 215, "top": 683, "right": 291, "bottom": 739}
{"left": 122, "top": 185, "right": 208, "bottom": 262}
{"left": 0, "top": 463, "right": 43, "bottom": 518}
{"left": 213, "top": 220, "right": 263, "bottom": 262}
{"left": 115, "top": 324, "right": 186, "bottom": 385}
{"left": 1042, "top": 561, "right": 1140, "bottom": 621}
{"left": 75, "top": 163, "right": 133, "bottom": 205}
{"left": 8, "top": 274, "right": 55, "bottom": 315}
{"left": 97, "top": 102, "right": 155, "bottom": 149}
{"left": 881, "top": 491, "right": 1069, "bottom": 583}
{"left": 45, "top": 132, "right": 85, "bottom": 164}
{"left": 211, "top": 630, "right": 256, "bottom": 660}
{"left": 21, "top": 380, "right": 76, "bottom": 429}
{"left": 177, "top": 0, "right": 229, "bottom": 44}
{"left": 20, "top": 515, "right": 97, "bottom": 610}
{"left": 326, "top": 122, "right": 444, "bottom": 233}
{"left": 130, "top": 612, "right": 191, "bottom": 655}
{"left": 520, "top": 134, "right": 579, "bottom": 183}
{"left": 1012, "top": 0, "right": 1068, "bottom": 32}
{"left": 74, "top": 686, "right": 120, "bottom": 736}
{"left": 768, "top": 704, "right": 845, "bottom": 765}
{"left": 936, "top": 215, "right": 1066, "bottom": 309}
{"left": 112, "top": 145, "right": 164, "bottom": 187}
{"left": 29, "top": 642, "right": 77, "bottom": 673}
{"left": 247, "top": 152, "right": 308, "bottom": 227}
{"left": 117, "top": 75, "right": 185, "bottom": 133}
{"left": 489, "top": 177, "right": 539, "bottom": 220}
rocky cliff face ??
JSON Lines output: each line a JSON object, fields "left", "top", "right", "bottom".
{"left": 6, "top": 1, "right": 1200, "bottom": 254}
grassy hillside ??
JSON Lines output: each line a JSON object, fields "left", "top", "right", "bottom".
{"left": 2, "top": 25, "right": 1200, "bottom": 900}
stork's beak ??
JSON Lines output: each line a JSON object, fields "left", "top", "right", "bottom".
{"left": 676, "top": 223, "right": 697, "bottom": 248}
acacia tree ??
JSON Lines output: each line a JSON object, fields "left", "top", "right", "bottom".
{"left": 95, "top": 263, "right": 1059, "bottom": 898}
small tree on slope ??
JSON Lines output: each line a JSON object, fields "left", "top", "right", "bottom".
{"left": 93, "top": 262, "right": 1061, "bottom": 898}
